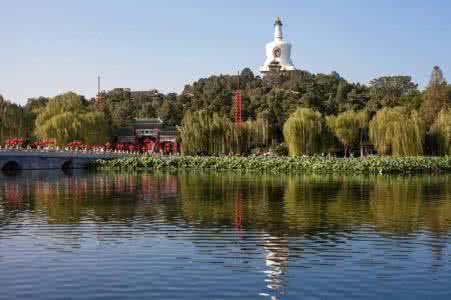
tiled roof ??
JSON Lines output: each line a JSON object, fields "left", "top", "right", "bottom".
{"left": 132, "top": 118, "right": 163, "bottom": 125}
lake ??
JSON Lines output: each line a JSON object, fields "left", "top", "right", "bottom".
{"left": 0, "top": 170, "right": 450, "bottom": 300}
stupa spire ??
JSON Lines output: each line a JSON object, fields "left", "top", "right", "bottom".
{"left": 274, "top": 16, "right": 283, "bottom": 41}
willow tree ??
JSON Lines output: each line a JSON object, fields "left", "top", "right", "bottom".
{"left": 79, "top": 112, "right": 110, "bottom": 145}
{"left": 431, "top": 109, "right": 451, "bottom": 155}
{"left": 369, "top": 107, "right": 425, "bottom": 156}
{"left": 283, "top": 108, "right": 323, "bottom": 156}
{"left": 178, "top": 111, "right": 211, "bottom": 155}
{"left": 326, "top": 110, "right": 368, "bottom": 157}
{"left": 0, "top": 95, "right": 34, "bottom": 142}
{"left": 34, "top": 92, "right": 109, "bottom": 145}
{"left": 229, "top": 118, "right": 269, "bottom": 154}
{"left": 35, "top": 112, "right": 82, "bottom": 144}
{"left": 179, "top": 111, "right": 269, "bottom": 155}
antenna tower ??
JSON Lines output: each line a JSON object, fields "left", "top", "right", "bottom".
{"left": 95, "top": 75, "right": 104, "bottom": 110}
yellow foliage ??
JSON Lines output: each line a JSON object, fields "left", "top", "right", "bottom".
{"left": 283, "top": 108, "right": 323, "bottom": 156}
{"left": 431, "top": 109, "right": 451, "bottom": 155}
{"left": 34, "top": 92, "right": 109, "bottom": 145}
{"left": 326, "top": 110, "right": 368, "bottom": 147}
{"left": 179, "top": 111, "right": 269, "bottom": 155}
{"left": 369, "top": 107, "right": 425, "bottom": 156}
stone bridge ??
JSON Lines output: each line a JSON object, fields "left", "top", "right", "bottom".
{"left": 0, "top": 150, "right": 125, "bottom": 171}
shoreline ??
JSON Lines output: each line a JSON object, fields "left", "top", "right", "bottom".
{"left": 91, "top": 155, "right": 451, "bottom": 175}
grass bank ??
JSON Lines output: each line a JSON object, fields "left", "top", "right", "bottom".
{"left": 91, "top": 155, "right": 451, "bottom": 175}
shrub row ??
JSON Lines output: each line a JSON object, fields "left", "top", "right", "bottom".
{"left": 91, "top": 155, "right": 451, "bottom": 175}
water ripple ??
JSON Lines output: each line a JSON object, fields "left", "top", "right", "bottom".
{"left": 0, "top": 170, "right": 450, "bottom": 300}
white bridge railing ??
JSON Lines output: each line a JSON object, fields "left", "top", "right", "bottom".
{"left": 0, "top": 148, "right": 140, "bottom": 158}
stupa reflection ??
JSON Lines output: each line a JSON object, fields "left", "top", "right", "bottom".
{"left": 1, "top": 170, "right": 450, "bottom": 280}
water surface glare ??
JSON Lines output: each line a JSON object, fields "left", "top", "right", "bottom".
{"left": 0, "top": 170, "right": 450, "bottom": 300}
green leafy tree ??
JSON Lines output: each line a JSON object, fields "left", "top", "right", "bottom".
{"left": 430, "top": 109, "right": 451, "bottom": 155}
{"left": 326, "top": 110, "right": 368, "bottom": 157}
{"left": 369, "top": 76, "right": 418, "bottom": 108}
{"left": 344, "top": 85, "right": 369, "bottom": 112}
{"left": 177, "top": 70, "right": 371, "bottom": 142}
{"left": 240, "top": 68, "right": 255, "bottom": 85}
{"left": 133, "top": 93, "right": 157, "bottom": 118}
{"left": 135, "top": 102, "right": 157, "bottom": 119}
{"left": 103, "top": 88, "right": 135, "bottom": 128}
{"left": 179, "top": 111, "right": 269, "bottom": 155}
{"left": 369, "top": 107, "right": 425, "bottom": 156}
{"left": 283, "top": 108, "right": 323, "bottom": 156}
{"left": 79, "top": 112, "right": 110, "bottom": 145}
{"left": 158, "top": 99, "right": 180, "bottom": 126}
{"left": 35, "top": 92, "right": 87, "bottom": 127}
{"left": 0, "top": 95, "right": 34, "bottom": 142}
{"left": 421, "top": 66, "right": 450, "bottom": 127}
{"left": 25, "top": 96, "right": 49, "bottom": 114}
{"left": 398, "top": 90, "right": 424, "bottom": 111}
{"left": 34, "top": 92, "right": 109, "bottom": 145}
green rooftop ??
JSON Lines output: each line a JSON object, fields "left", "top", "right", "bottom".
{"left": 132, "top": 118, "right": 163, "bottom": 125}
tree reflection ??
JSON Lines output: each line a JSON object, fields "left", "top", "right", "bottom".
{"left": 1, "top": 171, "right": 450, "bottom": 235}
{"left": 1, "top": 170, "right": 450, "bottom": 278}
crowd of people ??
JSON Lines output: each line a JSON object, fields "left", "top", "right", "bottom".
{"left": 0, "top": 138, "right": 178, "bottom": 155}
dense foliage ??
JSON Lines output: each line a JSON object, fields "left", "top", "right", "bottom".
{"left": 326, "top": 110, "right": 368, "bottom": 156}
{"left": 0, "top": 95, "right": 34, "bottom": 143}
{"left": 97, "top": 88, "right": 181, "bottom": 128}
{"left": 2, "top": 65, "right": 451, "bottom": 157}
{"left": 92, "top": 155, "right": 451, "bottom": 175}
{"left": 421, "top": 66, "right": 450, "bottom": 127}
{"left": 369, "top": 107, "right": 425, "bottom": 156}
{"left": 431, "top": 109, "right": 451, "bottom": 155}
{"left": 178, "top": 111, "right": 269, "bottom": 155}
{"left": 34, "top": 92, "right": 109, "bottom": 145}
{"left": 283, "top": 108, "right": 323, "bottom": 156}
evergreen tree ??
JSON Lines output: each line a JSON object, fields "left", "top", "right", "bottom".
{"left": 103, "top": 88, "right": 135, "bottom": 128}
{"left": 158, "top": 99, "right": 181, "bottom": 126}
{"left": 369, "top": 76, "right": 418, "bottom": 108}
{"left": 421, "top": 66, "right": 450, "bottom": 127}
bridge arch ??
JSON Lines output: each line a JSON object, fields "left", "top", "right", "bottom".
{"left": 1, "top": 160, "right": 22, "bottom": 172}
{"left": 61, "top": 160, "right": 73, "bottom": 170}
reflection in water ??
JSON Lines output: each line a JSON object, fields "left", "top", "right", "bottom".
{"left": 262, "top": 235, "right": 288, "bottom": 297}
{"left": 0, "top": 171, "right": 450, "bottom": 300}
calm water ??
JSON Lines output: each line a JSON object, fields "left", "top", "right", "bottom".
{"left": 0, "top": 170, "right": 450, "bottom": 300}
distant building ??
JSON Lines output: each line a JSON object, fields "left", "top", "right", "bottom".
{"left": 114, "top": 118, "right": 178, "bottom": 153}
{"left": 260, "top": 17, "right": 296, "bottom": 74}
{"left": 130, "top": 89, "right": 162, "bottom": 99}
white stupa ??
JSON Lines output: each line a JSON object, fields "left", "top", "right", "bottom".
{"left": 260, "top": 17, "right": 296, "bottom": 73}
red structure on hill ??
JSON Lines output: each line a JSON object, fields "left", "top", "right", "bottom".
{"left": 234, "top": 90, "right": 242, "bottom": 126}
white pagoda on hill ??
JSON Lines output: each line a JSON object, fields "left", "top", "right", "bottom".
{"left": 260, "top": 17, "right": 296, "bottom": 73}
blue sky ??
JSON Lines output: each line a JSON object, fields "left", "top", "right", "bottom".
{"left": 1, "top": 0, "right": 450, "bottom": 104}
